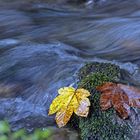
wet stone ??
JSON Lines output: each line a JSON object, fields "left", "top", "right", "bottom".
{"left": 70, "top": 62, "right": 140, "bottom": 140}
{"left": 0, "top": 83, "right": 22, "bottom": 98}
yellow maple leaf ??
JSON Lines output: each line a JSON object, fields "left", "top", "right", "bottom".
{"left": 48, "top": 87, "right": 91, "bottom": 127}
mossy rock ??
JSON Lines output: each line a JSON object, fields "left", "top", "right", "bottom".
{"left": 73, "top": 62, "right": 132, "bottom": 140}
{"left": 78, "top": 62, "right": 121, "bottom": 81}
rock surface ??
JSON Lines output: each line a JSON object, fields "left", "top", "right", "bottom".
{"left": 71, "top": 62, "right": 140, "bottom": 140}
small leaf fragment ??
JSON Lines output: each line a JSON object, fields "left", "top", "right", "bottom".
{"left": 75, "top": 98, "right": 90, "bottom": 117}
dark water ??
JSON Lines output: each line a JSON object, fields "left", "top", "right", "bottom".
{"left": 0, "top": 0, "right": 140, "bottom": 131}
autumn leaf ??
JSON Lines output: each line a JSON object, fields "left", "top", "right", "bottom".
{"left": 48, "top": 87, "right": 90, "bottom": 127}
{"left": 96, "top": 82, "right": 140, "bottom": 119}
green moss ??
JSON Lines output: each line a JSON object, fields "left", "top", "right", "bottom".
{"left": 78, "top": 62, "right": 121, "bottom": 81}
{"left": 76, "top": 62, "right": 131, "bottom": 140}
{"left": 78, "top": 72, "right": 111, "bottom": 92}
{"left": 79, "top": 92, "right": 130, "bottom": 140}
{"left": 0, "top": 121, "right": 52, "bottom": 140}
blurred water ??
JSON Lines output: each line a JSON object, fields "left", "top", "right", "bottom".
{"left": 0, "top": 0, "right": 140, "bottom": 131}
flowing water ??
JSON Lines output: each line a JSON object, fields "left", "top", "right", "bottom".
{"left": 0, "top": 0, "right": 140, "bottom": 133}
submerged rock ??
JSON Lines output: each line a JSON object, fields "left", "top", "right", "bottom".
{"left": 71, "top": 62, "right": 140, "bottom": 140}
{"left": 0, "top": 83, "right": 22, "bottom": 98}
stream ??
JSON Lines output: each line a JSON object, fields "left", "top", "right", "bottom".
{"left": 0, "top": 0, "right": 140, "bottom": 136}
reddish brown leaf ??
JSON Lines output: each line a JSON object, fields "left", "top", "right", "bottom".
{"left": 96, "top": 82, "right": 140, "bottom": 119}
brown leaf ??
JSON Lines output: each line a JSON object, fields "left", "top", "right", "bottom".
{"left": 97, "top": 82, "right": 140, "bottom": 119}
